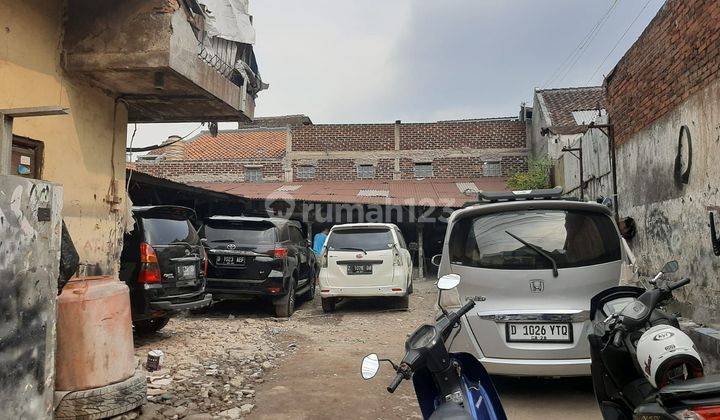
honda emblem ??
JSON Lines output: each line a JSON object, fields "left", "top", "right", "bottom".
{"left": 529, "top": 279, "right": 544, "bottom": 293}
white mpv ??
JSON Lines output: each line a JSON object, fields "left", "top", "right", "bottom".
{"left": 319, "top": 223, "right": 413, "bottom": 312}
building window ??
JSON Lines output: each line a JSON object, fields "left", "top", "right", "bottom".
{"left": 357, "top": 164, "right": 375, "bottom": 179}
{"left": 296, "top": 165, "right": 316, "bottom": 179}
{"left": 483, "top": 161, "right": 502, "bottom": 177}
{"left": 245, "top": 167, "right": 262, "bottom": 182}
{"left": 414, "top": 162, "right": 433, "bottom": 178}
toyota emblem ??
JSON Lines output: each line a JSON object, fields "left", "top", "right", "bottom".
{"left": 226, "top": 243, "right": 237, "bottom": 250}
{"left": 356, "top": 253, "right": 363, "bottom": 259}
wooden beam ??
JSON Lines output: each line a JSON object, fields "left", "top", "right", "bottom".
{"left": 0, "top": 114, "right": 12, "bottom": 175}
{"left": 0, "top": 106, "right": 69, "bottom": 118}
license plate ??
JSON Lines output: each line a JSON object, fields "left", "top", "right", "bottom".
{"left": 178, "top": 265, "right": 196, "bottom": 279}
{"left": 347, "top": 263, "right": 373, "bottom": 275}
{"left": 216, "top": 255, "right": 246, "bottom": 266}
{"left": 506, "top": 323, "right": 572, "bottom": 343}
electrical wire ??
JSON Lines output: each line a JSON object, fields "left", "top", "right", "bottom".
{"left": 125, "top": 123, "right": 204, "bottom": 153}
{"left": 541, "top": 0, "right": 620, "bottom": 88}
{"left": 125, "top": 123, "right": 138, "bottom": 194}
{"left": 587, "top": 0, "right": 656, "bottom": 83}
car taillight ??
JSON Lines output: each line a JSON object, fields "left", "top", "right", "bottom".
{"left": 138, "top": 242, "right": 161, "bottom": 284}
{"left": 679, "top": 406, "right": 720, "bottom": 419}
{"left": 393, "top": 252, "right": 403, "bottom": 266}
{"left": 270, "top": 248, "right": 288, "bottom": 259}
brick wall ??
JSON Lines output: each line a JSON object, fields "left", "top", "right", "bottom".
{"left": 134, "top": 158, "right": 284, "bottom": 183}
{"left": 398, "top": 155, "right": 527, "bottom": 179}
{"left": 399, "top": 120, "right": 526, "bottom": 150}
{"left": 605, "top": 0, "right": 720, "bottom": 145}
{"left": 291, "top": 124, "right": 395, "bottom": 151}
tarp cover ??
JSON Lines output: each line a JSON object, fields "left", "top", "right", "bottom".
{"left": 199, "top": 0, "right": 255, "bottom": 44}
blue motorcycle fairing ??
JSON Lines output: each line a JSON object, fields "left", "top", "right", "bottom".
{"left": 412, "top": 352, "right": 507, "bottom": 420}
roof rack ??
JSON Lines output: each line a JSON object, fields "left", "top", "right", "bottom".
{"left": 478, "top": 187, "right": 566, "bottom": 203}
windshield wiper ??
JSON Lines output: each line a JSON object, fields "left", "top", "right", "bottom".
{"left": 210, "top": 239, "right": 235, "bottom": 243}
{"left": 505, "top": 231, "right": 559, "bottom": 277}
{"left": 335, "top": 247, "right": 367, "bottom": 255}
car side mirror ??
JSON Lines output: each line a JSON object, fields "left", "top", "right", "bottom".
{"left": 431, "top": 254, "right": 442, "bottom": 267}
{"left": 408, "top": 242, "right": 419, "bottom": 251}
{"left": 662, "top": 260, "right": 679, "bottom": 273}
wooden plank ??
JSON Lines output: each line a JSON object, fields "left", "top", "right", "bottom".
{"left": 0, "top": 106, "right": 69, "bottom": 118}
{"left": 0, "top": 114, "right": 13, "bottom": 175}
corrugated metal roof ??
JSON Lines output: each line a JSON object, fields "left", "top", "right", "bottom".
{"left": 455, "top": 182, "right": 480, "bottom": 195}
{"left": 193, "top": 178, "right": 509, "bottom": 208}
{"left": 275, "top": 185, "right": 302, "bottom": 192}
{"left": 357, "top": 189, "right": 390, "bottom": 197}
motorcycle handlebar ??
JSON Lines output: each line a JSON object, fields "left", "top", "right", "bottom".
{"left": 447, "top": 299, "right": 476, "bottom": 326}
{"left": 667, "top": 277, "right": 690, "bottom": 291}
{"left": 387, "top": 372, "right": 404, "bottom": 394}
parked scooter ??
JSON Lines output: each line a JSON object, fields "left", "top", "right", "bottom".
{"left": 589, "top": 260, "right": 720, "bottom": 419}
{"left": 360, "top": 274, "right": 507, "bottom": 420}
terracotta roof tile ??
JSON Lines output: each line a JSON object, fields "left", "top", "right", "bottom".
{"left": 148, "top": 129, "right": 287, "bottom": 161}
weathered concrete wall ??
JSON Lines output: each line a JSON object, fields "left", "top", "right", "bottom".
{"left": 0, "top": 0, "right": 129, "bottom": 277}
{"left": 0, "top": 176, "right": 63, "bottom": 418}
{"left": 616, "top": 77, "right": 720, "bottom": 326}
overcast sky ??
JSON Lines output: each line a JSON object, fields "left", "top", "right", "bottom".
{"left": 128, "top": 0, "right": 665, "bottom": 151}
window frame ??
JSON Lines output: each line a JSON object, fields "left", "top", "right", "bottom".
{"left": 414, "top": 162, "right": 433, "bottom": 178}
{"left": 356, "top": 164, "right": 375, "bottom": 179}
{"left": 483, "top": 160, "right": 502, "bottom": 177}
{"left": 296, "top": 165, "right": 316, "bottom": 180}
{"left": 245, "top": 167, "right": 263, "bottom": 182}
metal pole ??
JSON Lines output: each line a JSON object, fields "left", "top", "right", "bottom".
{"left": 417, "top": 222, "right": 424, "bottom": 280}
{"left": 0, "top": 114, "right": 13, "bottom": 175}
{"left": 579, "top": 138, "right": 584, "bottom": 201}
{"left": 608, "top": 125, "right": 619, "bottom": 222}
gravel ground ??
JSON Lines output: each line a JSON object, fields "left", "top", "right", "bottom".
{"left": 118, "top": 278, "right": 600, "bottom": 419}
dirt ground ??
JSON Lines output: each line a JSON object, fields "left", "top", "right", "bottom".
{"left": 130, "top": 278, "right": 601, "bottom": 419}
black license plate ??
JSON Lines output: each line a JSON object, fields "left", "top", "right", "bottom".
{"left": 216, "top": 255, "right": 246, "bottom": 266}
{"left": 347, "top": 263, "right": 373, "bottom": 275}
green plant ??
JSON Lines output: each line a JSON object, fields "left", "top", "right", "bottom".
{"left": 506, "top": 157, "right": 552, "bottom": 190}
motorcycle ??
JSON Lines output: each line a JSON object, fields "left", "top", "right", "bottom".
{"left": 359, "top": 274, "right": 507, "bottom": 420}
{"left": 589, "top": 260, "right": 720, "bottom": 419}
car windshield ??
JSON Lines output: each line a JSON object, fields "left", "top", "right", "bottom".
{"left": 449, "top": 210, "right": 621, "bottom": 269}
{"left": 142, "top": 217, "right": 199, "bottom": 246}
{"left": 201, "top": 220, "right": 276, "bottom": 244}
{"left": 326, "top": 228, "right": 393, "bottom": 252}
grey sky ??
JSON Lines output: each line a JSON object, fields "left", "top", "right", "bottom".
{"left": 128, "top": 0, "right": 665, "bottom": 150}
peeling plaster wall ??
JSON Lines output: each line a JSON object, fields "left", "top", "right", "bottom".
{"left": 0, "top": 1, "right": 128, "bottom": 277}
{"left": 616, "top": 77, "right": 720, "bottom": 326}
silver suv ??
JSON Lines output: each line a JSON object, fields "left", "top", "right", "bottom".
{"left": 435, "top": 190, "right": 626, "bottom": 377}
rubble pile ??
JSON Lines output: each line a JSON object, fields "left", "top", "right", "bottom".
{"left": 129, "top": 315, "right": 297, "bottom": 419}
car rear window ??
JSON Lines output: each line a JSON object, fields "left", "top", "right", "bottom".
{"left": 201, "top": 220, "right": 276, "bottom": 244}
{"left": 326, "top": 228, "right": 393, "bottom": 252}
{"left": 142, "top": 218, "right": 199, "bottom": 246}
{"left": 448, "top": 210, "right": 621, "bottom": 269}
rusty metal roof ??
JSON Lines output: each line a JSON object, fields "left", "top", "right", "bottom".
{"left": 193, "top": 178, "right": 509, "bottom": 208}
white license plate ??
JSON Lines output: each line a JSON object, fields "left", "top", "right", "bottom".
{"left": 178, "top": 265, "right": 196, "bottom": 279}
{"left": 506, "top": 323, "right": 572, "bottom": 343}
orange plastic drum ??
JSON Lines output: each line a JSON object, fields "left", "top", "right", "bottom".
{"left": 55, "top": 276, "right": 135, "bottom": 391}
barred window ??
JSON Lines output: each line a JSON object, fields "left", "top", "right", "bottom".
{"left": 483, "top": 161, "right": 502, "bottom": 177}
{"left": 357, "top": 164, "right": 375, "bottom": 179}
{"left": 414, "top": 162, "right": 433, "bottom": 178}
{"left": 296, "top": 165, "right": 316, "bottom": 179}
{"left": 245, "top": 167, "right": 262, "bottom": 182}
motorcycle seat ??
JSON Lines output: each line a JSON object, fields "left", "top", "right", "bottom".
{"left": 659, "top": 375, "right": 720, "bottom": 403}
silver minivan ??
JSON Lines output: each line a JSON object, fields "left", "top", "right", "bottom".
{"left": 436, "top": 193, "right": 626, "bottom": 377}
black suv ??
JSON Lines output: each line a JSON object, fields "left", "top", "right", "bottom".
{"left": 120, "top": 206, "right": 212, "bottom": 334}
{"left": 200, "top": 216, "right": 317, "bottom": 317}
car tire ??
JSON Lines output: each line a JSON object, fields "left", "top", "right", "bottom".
{"left": 133, "top": 315, "right": 171, "bottom": 335}
{"left": 321, "top": 297, "right": 336, "bottom": 313}
{"left": 54, "top": 370, "right": 146, "bottom": 420}
{"left": 275, "top": 279, "right": 296, "bottom": 318}
{"left": 397, "top": 294, "right": 410, "bottom": 311}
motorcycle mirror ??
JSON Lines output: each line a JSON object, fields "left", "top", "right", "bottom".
{"left": 361, "top": 354, "right": 380, "bottom": 380}
{"left": 661, "top": 260, "right": 679, "bottom": 274}
{"left": 437, "top": 274, "right": 461, "bottom": 290}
